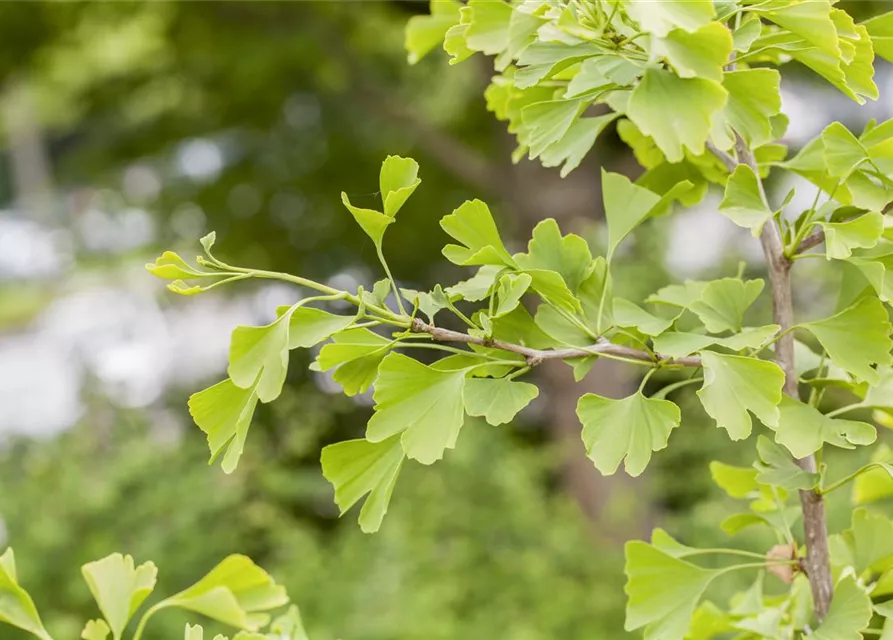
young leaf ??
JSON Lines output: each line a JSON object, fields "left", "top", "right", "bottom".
{"left": 282, "top": 307, "right": 355, "bottom": 349}
{"left": 852, "top": 444, "right": 893, "bottom": 505}
{"left": 709, "top": 461, "right": 759, "bottom": 499}
{"left": 464, "top": 377, "right": 539, "bottom": 425}
{"left": 773, "top": 396, "right": 876, "bottom": 459}
{"left": 625, "top": 0, "right": 715, "bottom": 37}
{"left": 405, "top": 0, "right": 462, "bottom": 64}
{"left": 188, "top": 379, "right": 259, "bottom": 474}
{"left": 565, "top": 55, "right": 642, "bottom": 97}
{"left": 340, "top": 193, "right": 393, "bottom": 249}
{"left": 576, "top": 392, "right": 681, "bottom": 477}
{"left": 0, "top": 548, "right": 52, "bottom": 640}
{"left": 379, "top": 155, "right": 420, "bottom": 218}
{"left": 754, "top": 435, "right": 819, "bottom": 491}
{"left": 651, "top": 23, "right": 732, "bottom": 82}
{"left": 321, "top": 435, "right": 405, "bottom": 533}
{"left": 819, "top": 211, "right": 883, "bottom": 260}
{"left": 315, "top": 328, "right": 391, "bottom": 396}
{"left": 863, "top": 11, "right": 893, "bottom": 62}
{"left": 688, "top": 278, "right": 764, "bottom": 334}
{"left": 228, "top": 308, "right": 294, "bottom": 402}
{"left": 464, "top": 0, "right": 512, "bottom": 55}
{"left": 440, "top": 199, "right": 515, "bottom": 267}
{"left": 697, "top": 352, "right": 784, "bottom": 440}
{"left": 810, "top": 574, "right": 872, "bottom": 640}
{"left": 539, "top": 114, "right": 620, "bottom": 177}
{"left": 521, "top": 99, "right": 586, "bottom": 159}
{"left": 268, "top": 605, "right": 309, "bottom": 640}
{"left": 848, "top": 508, "right": 893, "bottom": 575}
{"left": 160, "top": 556, "right": 288, "bottom": 632}
{"left": 718, "top": 165, "right": 773, "bottom": 236}
{"left": 366, "top": 353, "right": 467, "bottom": 464}
{"left": 81, "top": 554, "right": 158, "bottom": 640}
{"left": 82, "top": 620, "right": 111, "bottom": 640}
{"left": 521, "top": 269, "right": 582, "bottom": 314}
{"left": 446, "top": 265, "right": 502, "bottom": 302}
{"left": 612, "top": 299, "right": 676, "bottom": 337}
{"left": 627, "top": 69, "right": 727, "bottom": 163}
{"left": 752, "top": 0, "right": 840, "bottom": 58}
{"left": 493, "top": 273, "right": 532, "bottom": 318}
{"left": 513, "top": 218, "right": 592, "bottom": 292}
{"left": 823, "top": 122, "right": 869, "bottom": 179}
{"left": 145, "top": 251, "right": 212, "bottom": 280}
{"left": 802, "top": 297, "right": 893, "bottom": 385}
{"left": 624, "top": 541, "right": 719, "bottom": 640}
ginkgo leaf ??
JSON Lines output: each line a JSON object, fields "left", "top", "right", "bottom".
{"left": 321, "top": 435, "right": 405, "bottom": 533}
{"left": 441, "top": 199, "right": 515, "bottom": 267}
{"left": 847, "top": 508, "right": 893, "bottom": 575}
{"left": 0, "top": 548, "right": 52, "bottom": 640}
{"left": 81, "top": 554, "right": 158, "bottom": 640}
{"left": 697, "top": 352, "right": 784, "bottom": 440}
{"left": 612, "top": 299, "right": 676, "bottom": 337}
{"left": 624, "top": 541, "right": 719, "bottom": 640}
{"left": 405, "top": 0, "right": 462, "bottom": 64}
{"left": 853, "top": 444, "right": 893, "bottom": 505}
{"left": 689, "top": 278, "right": 764, "bottom": 334}
{"left": 652, "top": 23, "right": 732, "bottom": 83}
{"left": 493, "top": 273, "right": 532, "bottom": 318}
{"left": 160, "top": 556, "right": 288, "bottom": 632}
{"left": 366, "top": 353, "right": 467, "bottom": 464}
{"left": 752, "top": 0, "right": 840, "bottom": 58}
{"left": 565, "top": 55, "right": 642, "bottom": 98}
{"left": 464, "top": 377, "right": 539, "bottom": 425}
{"left": 534, "top": 304, "right": 591, "bottom": 347}
{"left": 82, "top": 619, "right": 111, "bottom": 640}
{"left": 627, "top": 69, "right": 727, "bottom": 163}
{"left": 280, "top": 307, "right": 355, "bottom": 349}
{"left": 773, "top": 396, "right": 876, "bottom": 458}
{"left": 732, "top": 16, "right": 762, "bottom": 53}
{"left": 315, "top": 327, "right": 392, "bottom": 395}
{"left": 719, "top": 165, "right": 773, "bottom": 236}
{"left": 515, "top": 41, "right": 604, "bottom": 89}
{"left": 863, "top": 11, "right": 893, "bottom": 63}
{"left": 625, "top": 0, "right": 715, "bottom": 37}
{"left": 721, "top": 69, "right": 782, "bottom": 148}
{"left": 754, "top": 435, "right": 819, "bottom": 491}
{"left": 379, "top": 155, "right": 420, "bottom": 218}
{"left": 539, "top": 113, "right": 621, "bottom": 177}
{"left": 819, "top": 211, "right": 883, "bottom": 260}
{"left": 189, "top": 379, "right": 259, "bottom": 474}
{"left": 521, "top": 268, "right": 582, "bottom": 313}
{"left": 823, "top": 122, "right": 868, "bottom": 179}
{"left": 341, "top": 193, "right": 393, "bottom": 249}
{"left": 810, "top": 574, "right": 872, "bottom": 640}
{"left": 601, "top": 170, "right": 692, "bottom": 260}
{"left": 513, "top": 218, "right": 592, "bottom": 292}
{"left": 228, "top": 307, "right": 295, "bottom": 402}
{"left": 576, "top": 391, "right": 681, "bottom": 477}
{"left": 647, "top": 281, "right": 708, "bottom": 308}
{"left": 719, "top": 325, "right": 780, "bottom": 351}
{"left": 652, "top": 332, "right": 716, "bottom": 358}
{"left": 802, "top": 297, "right": 893, "bottom": 385}
{"left": 709, "top": 461, "right": 758, "bottom": 499}
{"left": 464, "top": 0, "right": 512, "bottom": 55}
{"left": 521, "top": 99, "right": 585, "bottom": 159}
{"left": 145, "top": 251, "right": 212, "bottom": 280}
{"left": 446, "top": 265, "right": 502, "bottom": 302}
{"left": 268, "top": 605, "right": 309, "bottom": 640}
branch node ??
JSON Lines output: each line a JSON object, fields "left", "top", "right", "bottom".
{"left": 526, "top": 355, "right": 544, "bottom": 367}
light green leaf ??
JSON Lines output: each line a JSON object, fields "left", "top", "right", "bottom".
{"left": 81, "top": 620, "right": 110, "bottom": 640}
{"left": 688, "top": 278, "right": 764, "bottom": 334}
{"left": 162, "top": 556, "right": 288, "bottom": 632}
{"left": 446, "top": 265, "right": 502, "bottom": 302}
{"left": 863, "top": 11, "right": 893, "bottom": 63}
{"left": 315, "top": 328, "right": 391, "bottom": 396}
{"left": 624, "top": 541, "right": 719, "bottom": 640}
{"left": 819, "top": 212, "right": 883, "bottom": 260}
{"left": 228, "top": 307, "right": 294, "bottom": 403}
{"left": 652, "top": 332, "right": 716, "bottom": 358}
{"left": 565, "top": 55, "right": 642, "bottom": 98}
{"left": 719, "top": 165, "right": 773, "bottom": 236}
{"left": 0, "top": 548, "right": 52, "bottom": 640}
{"left": 464, "top": 377, "right": 539, "bottom": 425}
{"left": 366, "top": 353, "right": 467, "bottom": 464}
{"left": 539, "top": 113, "right": 621, "bottom": 177}
{"left": 709, "top": 461, "right": 758, "bottom": 499}
{"left": 444, "top": 18, "right": 473, "bottom": 65}
{"left": 321, "top": 435, "right": 405, "bottom": 533}
{"left": 200, "top": 231, "right": 216, "bottom": 255}
{"left": 721, "top": 69, "right": 782, "bottom": 148}
{"left": 441, "top": 199, "right": 515, "bottom": 267}
{"left": 697, "top": 352, "right": 784, "bottom": 440}
{"left": 188, "top": 379, "right": 259, "bottom": 474}
{"left": 513, "top": 218, "right": 592, "bottom": 292}
{"left": 811, "top": 574, "right": 872, "bottom": 640}
{"left": 774, "top": 396, "right": 876, "bottom": 459}
{"left": 752, "top": 0, "right": 839, "bottom": 58}
{"left": 853, "top": 444, "right": 893, "bottom": 505}
{"left": 848, "top": 508, "right": 893, "bottom": 575}
{"left": 464, "top": 0, "right": 512, "bottom": 54}
{"left": 628, "top": 69, "right": 727, "bottom": 163}
{"left": 732, "top": 16, "right": 762, "bottom": 53}
{"left": 719, "top": 324, "right": 780, "bottom": 351}
{"left": 379, "top": 155, "right": 420, "bottom": 218}
{"left": 802, "top": 297, "right": 893, "bottom": 385}
{"left": 652, "top": 23, "right": 732, "bottom": 83}
{"left": 521, "top": 99, "right": 585, "bottom": 159}
{"left": 81, "top": 554, "right": 157, "bottom": 640}
{"left": 687, "top": 601, "right": 734, "bottom": 640}
{"left": 576, "top": 391, "right": 681, "bottom": 477}
{"left": 493, "top": 273, "right": 532, "bottom": 318}
{"left": 647, "top": 280, "right": 708, "bottom": 308}
{"left": 612, "top": 299, "right": 675, "bottom": 337}
{"left": 268, "top": 605, "right": 309, "bottom": 640}
{"left": 754, "top": 435, "right": 819, "bottom": 491}
{"left": 145, "top": 251, "right": 211, "bottom": 280}
{"left": 626, "top": 0, "right": 715, "bottom": 37}
{"left": 602, "top": 170, "right": 692, "bottom": 261}
{"left": 341, "top": 193, "right": 392, "bottom": 249}
{"left": 823, "top": 122, "right": 868, "bottom": 179}
{"left": 649, "top": 529, "right": 698, "bottom": 559}
{"left": 282, "top": 308, "right": 355, "bottom": 349}
{"left": 405, "top": 0, "right": 462, "bottom": 64}
{"left": 534, "top": 304, "right": 592, "bottom": 347}
{"left": 522, "top": 268, "right": 582, "bottom": 314}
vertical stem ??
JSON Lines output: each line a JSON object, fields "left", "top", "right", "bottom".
{"left": 735, "top": 139, "right": 834, "bottom": 618}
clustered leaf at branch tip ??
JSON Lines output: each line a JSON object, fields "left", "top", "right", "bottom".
{"left": 138, "top": 1, "right": 893, "bottom": 639}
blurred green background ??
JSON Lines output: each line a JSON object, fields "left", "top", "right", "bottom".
{"left": 0, "top": 3, "right": 890, "bottom": 639}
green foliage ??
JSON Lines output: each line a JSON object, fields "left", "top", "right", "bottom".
{"left": 138, "top": 0, "right": 893, "bottom": 637}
